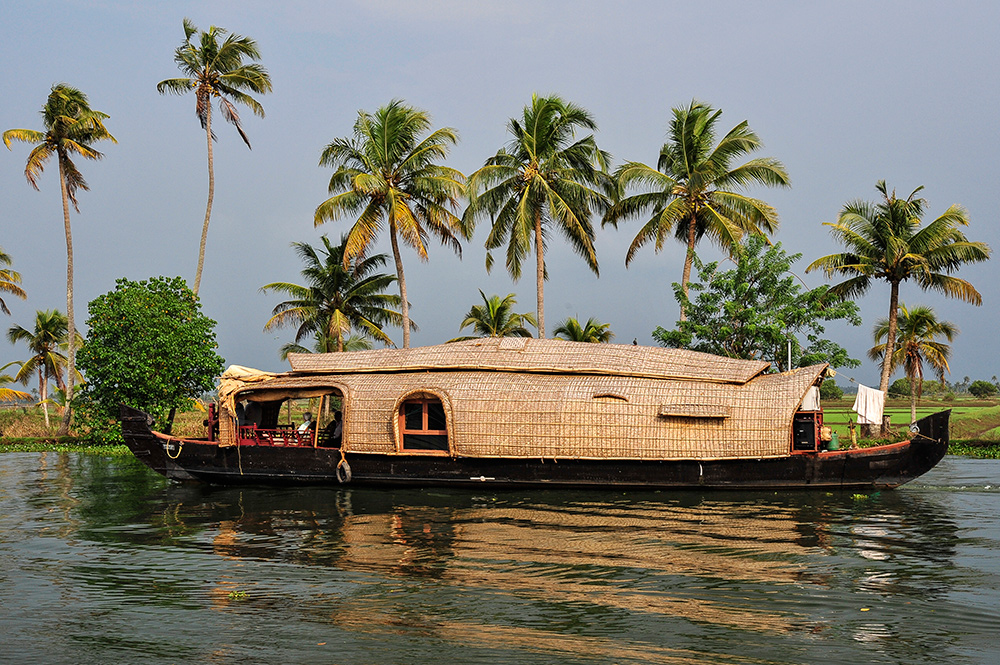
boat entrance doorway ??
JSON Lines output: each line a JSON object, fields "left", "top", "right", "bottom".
{"left": 234, "top": 388, "right": 345, "bottom": 449}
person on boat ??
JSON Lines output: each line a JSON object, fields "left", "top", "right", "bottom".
{"left": 323, "top": 410, "right": 343, "bottom": 445}
{"left": 241, "top": 401, "right": 261, "bottom": 428}
{"left": 298, "top": 412, "right": 315, "bottom": 432}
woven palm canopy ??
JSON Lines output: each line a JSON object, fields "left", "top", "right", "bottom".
{"left": 288, "top": 338, "right": 772, "bottom": 384}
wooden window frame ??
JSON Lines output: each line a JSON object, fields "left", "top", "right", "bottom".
{"left": 398, "top": 397, "right": 449, "bottom": 454}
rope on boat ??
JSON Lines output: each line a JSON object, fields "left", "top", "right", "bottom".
{"left": 165, "top": 437, "right": 184, "bottom": 459}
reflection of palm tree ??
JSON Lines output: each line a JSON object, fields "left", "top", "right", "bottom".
{"left": 465, "top": 94, "right": 611, "bottom": 338}
{"left": 603, "top": 100, "right": 789, "bottom": 321}
{"left": 0, "top": 246, "right": 27, "bottom": 315}
{"left": 450, "top": 291, "right": 536, "bottom": 341}
{"left": 808, "top": 180, "right": 990, "bottom": 393}
{"left": 315, "top": 100, "right": 467, "bottom": 348}
{"left": 261, "top": 235, "right": 403, "bottom": 354}
{"left": 5, "top": 310, "right": 81, "bottom": 427}
{"left": 4, "top": 84, "right": 116, "bottom": 435}
{"left": 553, "top": 317, "right": 614, "bottom": 343}
{"left": 157, "top": 18, "right": 272, "bottom": 295}
{"left": 870, "top": 303, "right": 957, "bottom": 424}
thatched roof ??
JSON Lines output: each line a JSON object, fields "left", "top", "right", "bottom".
{"left": 288, "top": 338, "right": 771, "bottom": 384}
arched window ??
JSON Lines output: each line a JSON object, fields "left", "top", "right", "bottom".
{"left": 398, "top": 396, "right": 449, "bottom": 452}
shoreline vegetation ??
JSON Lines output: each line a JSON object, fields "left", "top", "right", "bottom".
{"left": 3, "top": 396, "right": 1000, "bottom": 459}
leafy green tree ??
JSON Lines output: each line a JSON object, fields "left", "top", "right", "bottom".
{"left": 603, "top": 100, "right": 790, "bottom": 321}
{"left": 464, "top": 94, "right": 612, "bottom": 338}
{"left": 553, "top": 316, "right": 614, "bottom": 343}
{"left": 261, "top": 234, "right": 403, "bottom": 354}
{"left": 5, "top": 309, "right": 80, "bottom": 427}
{"left": 653, "top": 236, "right": 861, "bottom": 370}
{"left": 808, "top": 180, "right": 991, "bottom": 393}
{"left": 888, "top": 377, "right": 911, "bottom": 398}
{"left": 4, "top": 84, "right": 116, "bottom": 435}
{"left": 0, "top": 246, "right": 27, "bottom": 315}
{"left": 75, "top": 276, "right": 224, "bottom": 440}
{"left": 969, "top": 380, "right": 998, "bottom": 399}
{"left": 315, "top": 100, "right": 466, "bottom": 348}
{"left": 157, "top": 18, "right": 272, "bottom": 295}
{"left": 450, "top": 291, "right": 536, "bottom": 342}
{"left": 819, "top": 380, "right": 844, "bottom": 401}
{"left": 869, "top": 303, "right": 957, "bottom": 423}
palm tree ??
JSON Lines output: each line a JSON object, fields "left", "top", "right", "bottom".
{"left": 553, "top": 316, "right": 614, "bottom": 343}
{"left": 315, "top": 100, "right": 466, "bottom": 348}
{"left": 279, "top": 333, "right": 373, "bottom": 361}
{"left": 1, "top": 373, "right": 30, "bottom": 403}
{"left": 5, "top": 309, "right": 80, "bottom": 428}
{"left": 4, "top": 84, "right": 115, "bottom": 435}
{"left": 0, "top": 246, "right": 27, "bottom": 315}
{"left": 869, "top": 303, "right": 957, "bottom": 424}
{"left": 603, "top": 100, "right": 789, "bottom": 321}
{"left": 261, "top": 234, "right": 404, "bottom": 354}
{"left": 157, "top": 18, "right": 272, "bottom": 295}
{"left": 808, "top": 180, "right": 990, "bottom": 393}
{"left": 449, "top": 291, "right": 537, "bottom": 341}
{"left": 464, "top": 94, "right": 612, "bottom": 338}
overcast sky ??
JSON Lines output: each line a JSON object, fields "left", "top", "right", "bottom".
{"left": 2, "top": 0, "right": 998, "bottom": 388}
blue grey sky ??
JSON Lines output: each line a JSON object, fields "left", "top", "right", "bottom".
{"left": 2, "top": 0, "right": 998, "bottom": 386}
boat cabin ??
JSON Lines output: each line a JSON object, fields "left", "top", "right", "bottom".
{"left": 210, "top": 339, "right": 832, "bottom": 462}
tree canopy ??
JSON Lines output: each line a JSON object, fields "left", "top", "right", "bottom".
{"left": 969, "top": 380, "right": 998, "bottom": 399}
{"left": 603, "top": 100, "right": 789, "bottom": 321}
{"left": 261, "top": 234, "right": 403, "bottom": 354}
{"left": 0, "top": 246, "right": 26, "bottom": 315}
{"left": 653, "top": 236, "right": 861, "bottom": 370}
{"left": 75, "top": 276, "right": 224, "bottom": 440}
{"left": 5, "top": 309, "right": 79, "bottom": 428}
{"left": 315, "top": 99, "right": 466, "bottom": 348}
{"left": 464, "top": 94, "right": 612, "bottom": 337}
{"left": 553, "top": 317, "right": 614, "bottom": 343}
{"left": 449, "top": 291, "right": 536, "bottom": 341}
{"left": 807, "top": 180, "right": 991, "bottom": 393}
{"left": 4, "top": 83, "right": 116, "bottom": 435}
{"left": 157, "top": 18, "right": 272, "bottom": 295}
{"left": 870, "top": 302, "right": 957, "bottom": 423}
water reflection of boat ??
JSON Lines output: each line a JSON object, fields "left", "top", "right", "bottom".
{"left": 126, "top": 484, "right": 963, "bottom": 645}
{"left": 122, "top": 339, "right": 949, "bottom": 490}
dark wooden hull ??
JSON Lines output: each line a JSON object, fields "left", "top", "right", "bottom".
{"left": 120, "top": 406, "right": 950, "bottom": 491}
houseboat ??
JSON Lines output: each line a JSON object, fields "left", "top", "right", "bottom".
{"left": 121, "top": 338, "right": 949, "bottom": 489}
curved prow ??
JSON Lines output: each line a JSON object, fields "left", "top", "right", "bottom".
{"left": 120, "top": 404, "right": 182, "bottom": 479}
{"left": 909, "top": 409, "right": 950, "bottom": 478}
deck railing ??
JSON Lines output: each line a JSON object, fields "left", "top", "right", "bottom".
{"left": 238, "top": 425, "right": 316, "bottom": 447}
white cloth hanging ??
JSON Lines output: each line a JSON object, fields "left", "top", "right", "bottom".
{"left": 852, "top": 384, "right": 885, "bottom": 425}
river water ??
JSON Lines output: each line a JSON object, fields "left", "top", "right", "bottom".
{"left": 0, "top": 453, "right": 998, "bottom": 665}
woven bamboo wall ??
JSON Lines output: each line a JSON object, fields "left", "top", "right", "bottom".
{"left": 221, "top": 341, "right": 826, "bottom": 459}
{"left": 220, "top": 365, "right": 824, "bottom": 459}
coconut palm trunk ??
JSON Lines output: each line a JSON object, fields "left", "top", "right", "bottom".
{"left": 38, "top": 366, "right": 50, "bottom": 428}
{"left": 680, "top": 214, "right": 698, "bottom": 322}
{"left": 389, "top": 223, "right": 410, "bottom": 348}
{"left": 194, "top": 104, "right": 214, "bottom": 296}
{"left": 534, "top": 210, "right": 545, "bottom": 338}
{"left": 57, "top": 157, "right": 75, "bottom": 436}
{"left": 879, "top": 282, "right": 900, "bottom": 394}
